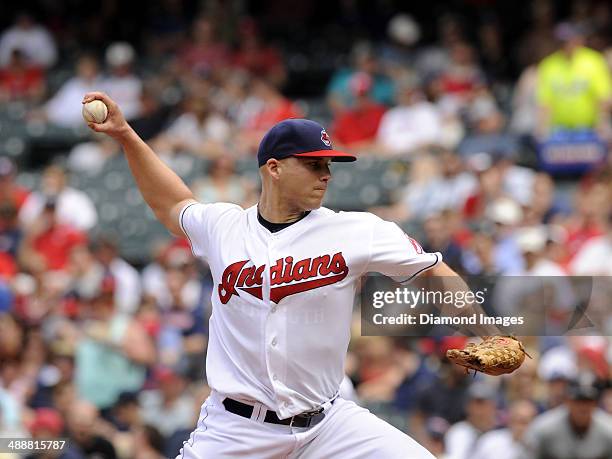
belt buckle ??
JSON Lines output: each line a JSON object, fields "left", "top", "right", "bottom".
{"left": 289, "top": 414, "right": 312, "bottom": 428}
{"left": 302, "top": 406, "right": 324, "bottom": 418}
{"left": 288, "top": 405, "right": 325, "bottom": 428}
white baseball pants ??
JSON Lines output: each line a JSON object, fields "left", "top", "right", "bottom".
{"left": 176, "top": 391, "right": 434, "bottom": 459}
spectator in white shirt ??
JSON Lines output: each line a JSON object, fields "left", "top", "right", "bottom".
{"left": 515, "top": 226, "right": 567, "bottom": 276}
{"left": 403, "top": 151, "right": 478, "bottom": 220}
{"left": 92, "top": 236, "right": 142, "bottom": 315}
{"left": 45, "top": 54, "right": 102, "bottom": 127}
{"left": 141, "top": 245, "right": 200, "bottom": 312}
{"left": 369, "top": 151, "right": 477, "bottom": 223}
{"left": 67, "top": 136, "right": 120, "bottom": 175}
{"left": 570, "top": 213, "right": 612, "bottom": 276}
{"left": 444, "top": 382, "right": 497, "bottom": 459}
{"left": 151, "top": 96, "right": 231, "bottom": 159}
{"left": 569, "top": 214, "right": 612, "bottom": 334}
{"left": 472, "top": 400, "right": 537, "bottom": 459}
{"left": 19, "top": 164, "right": 98, "bottom": 231}
{"left": 493, "top": 226, "right": 577, "bottom": 335}
{"left": 0, "top": 13, "right": 57, "bottom": 68}
{"left": 140, "top": 366, "right": 195, "bottom": 438}
{"left": 100, "top": 42, "right": 142, "bottom": 120}
{"left": 376, "top": 74, "right": 443, "bottom": 156}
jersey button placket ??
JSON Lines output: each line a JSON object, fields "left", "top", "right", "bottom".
{"left": 265, "top": 243, "right": 286, "bottom": 394}
{"left": 266, "top": 303, "right": 286, "bottom": 390}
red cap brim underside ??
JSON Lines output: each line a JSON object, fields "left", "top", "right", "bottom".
{"left": 292, "top": 150, "right": 357, "bottom": 162}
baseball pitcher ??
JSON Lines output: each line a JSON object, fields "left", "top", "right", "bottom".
{"left": 83, "top": 92, "right": 525, "bottom": 458}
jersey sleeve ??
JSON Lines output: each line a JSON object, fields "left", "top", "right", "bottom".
{"left": 366, "top": 217, "right": 441, "bottom": 282}
{"left": 179, "top": 202, "right": 241, "bottom": 258}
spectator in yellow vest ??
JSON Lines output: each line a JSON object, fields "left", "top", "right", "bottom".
{"left": 536, "top": 22, "right": 611, "bottom": 139}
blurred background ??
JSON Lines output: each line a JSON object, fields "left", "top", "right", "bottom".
{"left": 0, "top": 0, "right": 611, "bottom": 458}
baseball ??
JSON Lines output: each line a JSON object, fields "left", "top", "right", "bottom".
{"left": 82, "top": 100, "right": 108, "bottom": 124}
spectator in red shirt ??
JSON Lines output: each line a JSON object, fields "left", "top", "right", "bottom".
{"left": 239, "top": 78, "right": 303, "bottom": 154}
{"left": 0, "top": 252, "right": 16, "bottom": 279}
{"left": 231, "top": 18, "right": 286, "bottom": 87}
{"left": 179, "top": 16, "right": 230, "bottom": 75}
{"left": 562, "top": 180, "right": 608, "bottom": 265}
{"left": 462, "top": 157, "right": 504, "bottom": 221}
{"left": 27, "top": 407, "right": 64, "bottom": 439}
{"left": 331, "top": 72, "right": 387, "bottom": 150}
{"left": 18, "top": 198, "right": 87, "bottom": 273}
{"left": 437, "top": 41, "right": 484, "bottom": 99}
{"left": 0, "top": 159, "right": 28, "bottom": 274}
{"left": 0, "top": 157, "right": 29, "bottom": 214}
{"left": 248, "top": 78, "right": 302, "bottom": 130}
{"left": 0, "top": 203, "right": 20, "bottom": 279}
{"left": 0, "top": 48, "right": 44, "bottom": 102}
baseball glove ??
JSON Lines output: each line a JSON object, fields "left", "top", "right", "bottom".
{"left": 446, "top": 336, "right": 531, "bottom": 376}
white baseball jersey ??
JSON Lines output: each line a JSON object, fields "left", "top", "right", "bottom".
{"left": 179, "top": 202, "right": 441, "bottom": 419}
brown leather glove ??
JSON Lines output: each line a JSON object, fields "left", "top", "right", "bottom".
{"left": 446, "top": 336, "right": 531, "bottom": 376}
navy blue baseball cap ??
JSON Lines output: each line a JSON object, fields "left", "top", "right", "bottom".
{"left": 257, "top": 119, "right": 356, "bottom": 167}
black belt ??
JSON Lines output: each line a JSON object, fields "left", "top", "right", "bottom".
{"left": 222, "top": 397, "right": 333, "bottom": 428}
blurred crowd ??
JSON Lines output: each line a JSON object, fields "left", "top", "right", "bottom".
{"left": 0, "top": 0, "right": 611, "bottom": 458}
